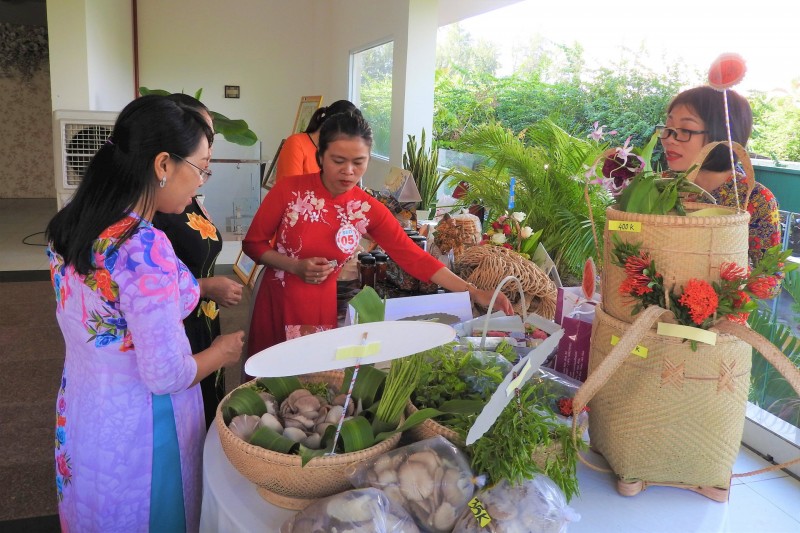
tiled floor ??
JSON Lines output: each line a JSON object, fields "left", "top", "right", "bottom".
{"left": 4, "top": 198, "right": 800, "bottom": 532}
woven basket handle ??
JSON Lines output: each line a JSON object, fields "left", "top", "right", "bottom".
{"left": 714, "top": 320, "right": 800, "bottom": 477}
{"left": 479, "top": 275, "right": 527, "bottom": 350}
{"left": 571, "top": 306, "right": 671, "bottom": 472}
{"left": 684, "top": 141, "right": 756, "bottom": 207}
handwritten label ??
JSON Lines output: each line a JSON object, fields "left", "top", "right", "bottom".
{"left": 610, "top": 335, "right": 649, "bottom": 358}
{"left": 468, "top": 497, "right": 492, "bottom": 528}
{"left": 657, "top": 323, "right": 718, "bottom": 346}
{"left": 608, "top": 220, "right": 642, "bottom": 233}
{"left": 335, "top": 341, "right": 381, "bottom": 360}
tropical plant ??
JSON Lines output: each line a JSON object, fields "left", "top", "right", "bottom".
{"left": 448, "top": 120, "right": 610, "bottom": 276}
{"left": 139, "top": 87, "right": 258, "bottom": 146}
{"left": 747, "top": 308, "right": 800, "bottom": 419}
{"left": 403, "top": 129, "right": 447, "bottom": 216}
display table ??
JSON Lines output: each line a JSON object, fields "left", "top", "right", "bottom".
{"left": 200, "top": 423, "right": 295, "bottom": 531}
{"left": 201, "top": 422, "right": 800, "bottom": 533}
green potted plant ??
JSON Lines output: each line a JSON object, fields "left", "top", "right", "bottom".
{"left": 403, "top": 129, "right": 447, "bottom": 219}
{"left": 139, "top": 87, "right": 258, "bottom": 146}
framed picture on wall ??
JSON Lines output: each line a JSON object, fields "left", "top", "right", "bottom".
{"left": 260, "top": 139, "right": 286, "bottom": 190}
{"left": 232, "top": 249, "right": 257, "bottom": 285}
{"left": 248, "top": 264, "right": 265, "bottom": 290}
{"left": 292, "top": 95, "right": 323, "bottom": 134}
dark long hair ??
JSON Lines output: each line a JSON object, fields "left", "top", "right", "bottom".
{"left": 46, "top": 94, "right": 213, "bottom": 274}
{"left": 304, "top": 100, "right": 359, "bottom": 134}
{"left": 667, "top": 86, "right": 752, "bottom": 172}
{"left": 316, "top": 111, "right": 373, "bottom": 167}
{"left": 166, "top": 93, "right": 214, "bottom": 146}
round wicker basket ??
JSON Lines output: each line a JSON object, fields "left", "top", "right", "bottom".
{"left": 216, "top": 370, "right": 402, "bottom": 510}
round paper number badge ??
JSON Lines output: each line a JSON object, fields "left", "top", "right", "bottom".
{"left": 335, "top": 224, "right": 360, "bottom": 254}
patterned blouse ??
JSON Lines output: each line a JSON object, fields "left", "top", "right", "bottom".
{"left": 708, "top": 170, "right": 780, "bottom": 267}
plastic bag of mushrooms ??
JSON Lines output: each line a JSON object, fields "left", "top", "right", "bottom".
{"left": 452, "top": 475, "right": 580, "bottom": 533}
{"left": 280, "top": 487, "right": 420, "bottom": 533}
{"left": 347, "top": 436, "right": 480, "bottom": 533}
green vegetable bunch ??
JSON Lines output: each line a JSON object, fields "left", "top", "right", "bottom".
{"left": 617, "top": 167, "right": 706, "bottom": 215}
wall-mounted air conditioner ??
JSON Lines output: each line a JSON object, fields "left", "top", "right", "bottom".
{"left": 53, "top": 110, "right": 118, "bottom": 210}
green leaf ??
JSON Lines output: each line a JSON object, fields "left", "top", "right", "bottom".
{"left": 256, "top": 376, "right": 302, "bottom": 403}
{"left": 138, "top": 86, "right": 170, "bottom": 96}
{"left": 348, "top": 286, "right": 386, "bottom": 324}
{"left": 341, "top": 365, "right": 386, "bottom": 408}
{"left": 340, "top": 416, "right": 375, "bottom": 452}
{"left": 438, "top": 399, "right": 485, "bottom": 414}
{"left": 249, "top": 426, "right": 298, "bottom": 454}
{"left": 224, "top": 387, "right": 267, "bottom": 417}
{"left": 298, "top": 445, "right": 327, "bottom": 466}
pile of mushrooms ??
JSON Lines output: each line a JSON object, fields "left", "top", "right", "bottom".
{"left": 280, "top": 488, "right": 420, "bottom": 533}
{"left": 356, "top": 437, "right": 475, "bottom": 533}
{"left": 451, "top": 477, "right": 579, "bottom": 533}
{"left": 228, "top": 388, "right": 358, "bottom": 450}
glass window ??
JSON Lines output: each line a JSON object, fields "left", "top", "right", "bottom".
{"left": 351, "top": 41, "right": 393, "bottom": 158}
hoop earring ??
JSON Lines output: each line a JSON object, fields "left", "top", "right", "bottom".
{"left": 160, "top": 175, "right": 167, "bottom": 188}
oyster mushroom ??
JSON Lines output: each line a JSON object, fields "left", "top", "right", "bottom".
{"left": 406, "top": 450, "right": 440, "bottom": 471}
{"left": 326, "top": 492, "right": 374, "bottom": 522}
{"left": 398, "top": 461, "right": 435, "bottom": 501}
{"left": 282, "top": 426, "right": 307, "bottom": 443}
{"left": 257, "top": 391, "right": 278, "bottom": 415}
{"left": 441, "top": 467, "right": 472, "bottom": 506}
{"left": 303, "top": 433, "right": 321, "bottom": 449}
{"left": 432, "top": 501, "right": 458, "bottom": 531}
{"left": 259, "top": 412, "right": 283, "bottom": 433}
{"left": 228, "top": 414, "right": 261, "bottom": 442}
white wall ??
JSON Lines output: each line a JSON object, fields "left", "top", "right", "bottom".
{"left": 47, "top": 0, "right": 91, "bottom": 110}
{"left": 86, "top": 0, "right": 134, "bottom": 111}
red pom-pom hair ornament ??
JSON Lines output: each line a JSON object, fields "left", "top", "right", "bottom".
{"left": 708, "top": 53, "right": 747, "bottom": 91}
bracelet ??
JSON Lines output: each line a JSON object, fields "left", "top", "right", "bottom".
{"left": 464, "top": 281, "right": 477, "bottom": 293}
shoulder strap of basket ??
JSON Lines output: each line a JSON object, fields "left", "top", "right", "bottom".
{"left": 685, "top": 141, "right": 756, "bottom": 207}
{"left": 571, "top": 306, "right": 671, "bottom": 472}
{"left": 715, "top": 320, "right": 800, "bottom": 477}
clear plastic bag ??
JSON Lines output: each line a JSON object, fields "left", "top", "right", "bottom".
{"left": 348, "top": 436, "right": 480, "bottom": 533}
{"left": 280, "top": 487, "right": 419, "bottom": 533}
{"left": 457, "top": 350, "right": 513, "bottom": 398}
{"left": 452, "top": 475, "right": 580, "bottom": 533}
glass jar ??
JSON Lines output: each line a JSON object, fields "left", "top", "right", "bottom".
{"left": 358, "top": 255, "right": 376, "bottom": 288}
{"left": 372, "top": 251, "right": 389, "bottom": 282}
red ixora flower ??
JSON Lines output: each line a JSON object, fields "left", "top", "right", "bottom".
{"left": 678, "top": 279, "right": 719, "bottom": 325}
{"left": 557, "top": 397, "right": 588, "bottom": 417}
{"left": 618, "top": 253, "right": 654, "bottom": 296}
{"left": 747, "top": 276, "right": 778, "bottom": 299}
{"left": 720, "top": 262, "right": 748, "bottom": 282}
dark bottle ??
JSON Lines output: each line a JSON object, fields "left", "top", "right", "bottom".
{"left": 358, "top": 255, "right": 377, "bottom": 288}
{"left": 410, "top": 235, "right": 427, "bottom": 251}
{"left": 372, "top": 251, "right": 389, "bottom": 282}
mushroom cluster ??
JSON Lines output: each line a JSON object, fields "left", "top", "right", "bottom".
{"left": 229, "top": 388, "right": 358, "bottom": 450}
{"left": 352, "top": 436, "right": 475, "bottom": 533}
{"left": 280, "top": 488, "right": 420, "bottom": 533}
{"left": 451, "top": 476, "right": 579, "bottom": 533}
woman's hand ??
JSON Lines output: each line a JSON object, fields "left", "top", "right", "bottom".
{"left": 471, "top": 286, "right": 515, "bottom": 315}
{"left": 200, "top": 276, "right": 243, "bottom": 307}
{"left": 295, "top": 257, "right": 336, "bottom": 285}
{"left": 210, "top": 330, "right": 245, "bottom": 368}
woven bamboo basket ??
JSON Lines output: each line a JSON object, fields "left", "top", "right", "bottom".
{"left": 586, "top": 307, "right": 751, "bottom": 490}
{"left": 602, "top": 141, "right": 756, "bottom": 325}
{"left": 602, "top": 202, "right": 749, "bottom": 323}
{"left": 216, "top": 371, "right": 402, "bottom": 510}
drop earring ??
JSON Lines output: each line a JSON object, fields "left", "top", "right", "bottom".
{"left": 160, "top": 175, "right": 167, "bottom": 188}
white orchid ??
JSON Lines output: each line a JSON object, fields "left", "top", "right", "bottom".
{"left": 520, "top": 226, "right": 534, "bottom": 239}
{"left": 512, "top": 212, "right": 526, "bottom": 223}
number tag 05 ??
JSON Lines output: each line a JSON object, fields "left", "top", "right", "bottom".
{"left": 335, "top": 224, "right": 360, "bottom": 254}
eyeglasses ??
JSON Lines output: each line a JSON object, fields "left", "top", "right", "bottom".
{"left": 655, "top": 125, "right": 708, "bottom": 143}
{"left": 171, "top": 153, "right": 212, "bottom": 184}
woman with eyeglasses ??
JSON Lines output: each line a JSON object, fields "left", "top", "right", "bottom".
{"left": 243, "top": 111, "right": 513, "bottom": 360}
{"left": 153, "top": 94, "right": 243, "bottom": 429}
{"left": 45, "top": 95, "right": 244, "bottom": 532}
{"left": 659, "top": 85, "right": 779, "bottom": 266}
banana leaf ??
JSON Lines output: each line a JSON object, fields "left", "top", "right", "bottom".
{"left": 257, "top": 376, "right": 302, "bottom": 403}
{"left": 249, "top": 426, "right": 298, "bottom": 454}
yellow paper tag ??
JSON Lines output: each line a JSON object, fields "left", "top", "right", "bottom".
{"left": 468, "top": 497, "right": 492, "bottom": 528}
{"left": 506, "top": 360, "right": 531, "bottom": 396}
{"left": 608, "top": 220, "right": 642, "bottom": 232}
{"left": 610, "top": 335, "right": 649, "bottom": 358}
{"left": 657, "top": 323, "right": 717, "bottom": 346}
{"left": 335, "top": 341, "right": 381, "bottom": 360}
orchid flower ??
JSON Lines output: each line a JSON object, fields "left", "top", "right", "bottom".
{"left": 588, "top": 121, "right": 618, "bottom": 142}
